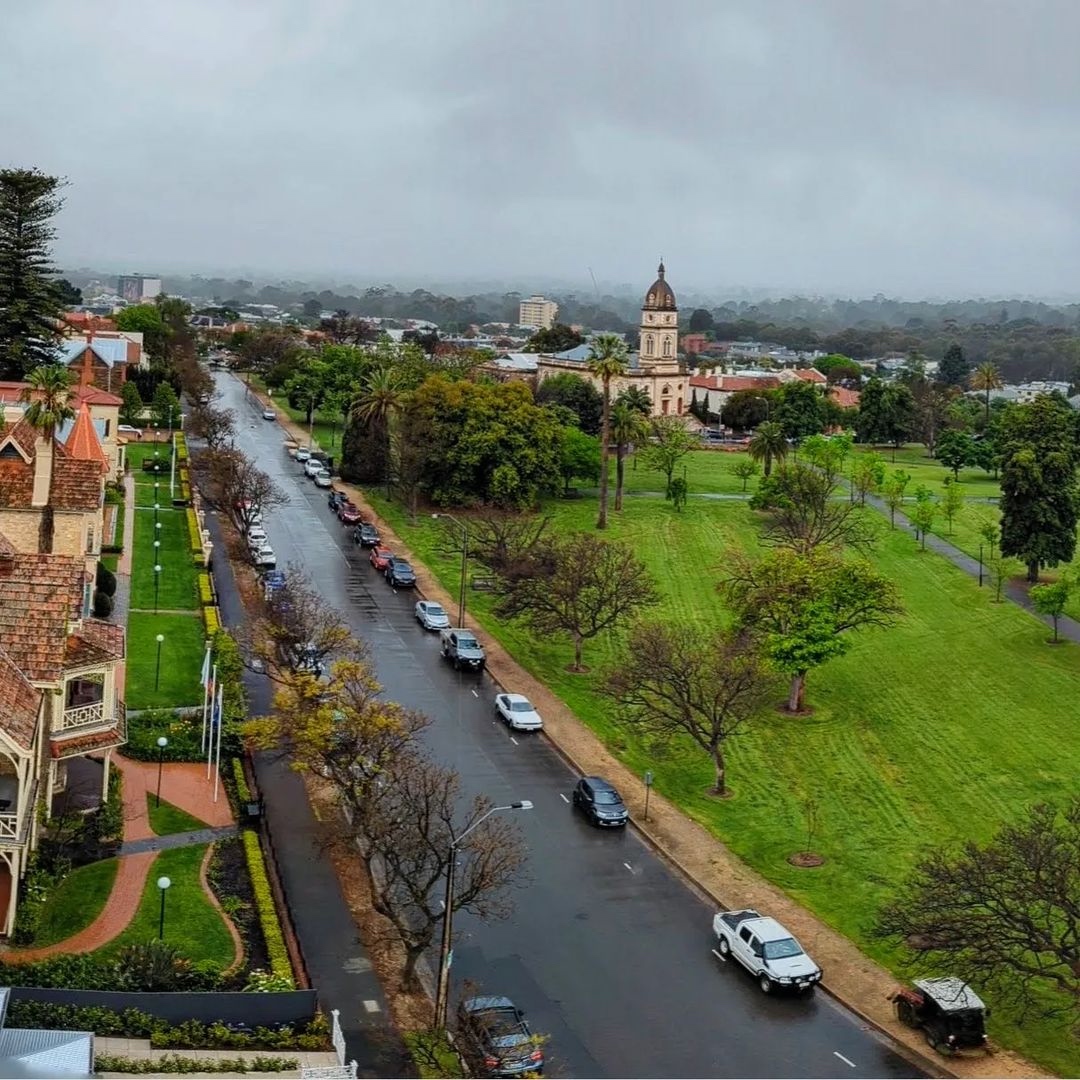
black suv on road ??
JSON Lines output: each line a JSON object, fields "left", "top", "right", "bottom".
{"left": 385, "top": 557, "right": 416, "bottom": 588}
{"left": 572, "top": 776, "right": 629, "bottom": 827}
{"left": 354, "top": 522, "right": 380, "bottom": 547}
{"left": 457, "top": 996, "right": 544, "bottom": 1077}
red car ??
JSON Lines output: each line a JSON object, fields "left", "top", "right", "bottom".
{"left": 337, "top": 501, "right": 362, "bottom": 526}
{"left": 369, "top": 546, "right": 394, "bottom": 571}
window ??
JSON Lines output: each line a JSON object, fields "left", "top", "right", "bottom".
{"left": 662, "top": 337, "right": 673, "bottom": 357}
{"left": 86, "top": 526, "right": 95, "bottom": 553}
{"left": 645, "top": 335, "right": 654, "bottom": 356}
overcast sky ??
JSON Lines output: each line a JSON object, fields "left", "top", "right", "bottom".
{"left": 5, "top": 0, "right": 1079, "bottom": 298}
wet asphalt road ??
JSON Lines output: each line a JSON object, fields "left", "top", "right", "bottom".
{"left": 217, "top": 372, "right": 925, "bottom": 1080}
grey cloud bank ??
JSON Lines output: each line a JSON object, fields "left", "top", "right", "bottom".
{"left": 3, "top": 0, "right": 1079, "bottom": 297}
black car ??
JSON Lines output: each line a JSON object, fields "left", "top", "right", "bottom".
{"left": 385, "top": 557, "right": 416, "bottom": 588}
{"left": 457, "top": 996, "right": 544, "bottom": 1077}
{"left": 354, "top": 522, "right": 380, "bottom": 548}
{"left": 328, "top": 490, "right": 347, "bottom": 511}
{"left": 572, "top": 776, "right": 629, "bottom": 827}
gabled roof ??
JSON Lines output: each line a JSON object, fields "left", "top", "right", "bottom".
{"left": 829, "top": 386, "right": 861, "bottom": 409}
{"left": 791, "top": 367, "right": 827, "bottom": 384}
{"left": 0, "top": 550, "right": 86, "bottom": 683}
{"left": 690, "top": 374, "right": 780, "bottom": 393}
{"left": 58, "top": 406, "right": 108, "bottom": 472}
{"left": 71, "top": 384, "right": 122, "bottom": 407}
{"left": 65, "top": 620, "right": 124, "bottom": 669}
{"left": 57, "top": 337, "right": 129, "bottom": 368}
{"left": 50, "top": 456, "right": 103, "bottom": 512}
{"left": 0, "top": 648, "right": 42, "bottom": 750}
{"left": 0, "top": 1024, "right": 94, "bottom": 1078}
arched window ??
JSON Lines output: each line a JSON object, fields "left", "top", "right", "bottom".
{"left": 662, "top": 336, "right": 673, "bottom": 357}
{"left": 662, "top": 384, "right": 672, "bottom": 396}
{"left": 645, "top": 335, "right": 654, "bottom": 356}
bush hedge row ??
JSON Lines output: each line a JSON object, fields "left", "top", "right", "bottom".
{"left": 186, "top": 508, "right": 203, "bottom": 557}
{"left": 95, "top": 1054, "right": 298, "bottom": 1075}
{"left": 232, "top": 758, "right": 252, "bottom": 805}
{"left": 204, "top": 606, "right": 221, "bottom": 636}
{"left": 241, "top": 830, "right": 292, "bottom": 982}
{"left": 198, "top": 572, "right": 214, "bottom": 606}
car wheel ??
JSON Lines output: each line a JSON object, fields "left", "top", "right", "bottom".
{"left": 758, "top": 974, "right": 773, "bottom": 995}
{"left": 717, "top": 936, "right": 731, "bottom": 958}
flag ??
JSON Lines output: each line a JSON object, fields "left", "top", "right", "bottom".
{"left": 210, "top": 683, "right": 223, "bottom": 729}
{"left": 200, "top": 646, "right": 212, "bottom": 689}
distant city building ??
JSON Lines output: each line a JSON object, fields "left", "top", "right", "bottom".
{"left": 519, "top": 295, "right": 559, "bottom": 330}
{"left": 116, "top": 274, "right": 162, "bottom": 302}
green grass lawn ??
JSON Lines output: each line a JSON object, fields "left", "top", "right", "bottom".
{"left": 104, "top": 844, "right": 234, "bottom": 967}
{"left": 32, "top": 858, "right": 119, "bottom": 948}
{"left": 367, "top": 488, "right": 1080, "bottom": 1075}
{"left": 125, "top": 612, "right": 207, "bottom": 709}
{"left": 852, "top": 442, "right": 1002, "bottom": 498}
{"left": 147, "top": 796, "right": 209, "bottom": 837}
{"left": 130, "top": 507, "right": 198, "bottom": 610}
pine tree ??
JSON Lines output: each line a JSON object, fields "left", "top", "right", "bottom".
{"left": 0, "top": 169, "right": 66, "bottom": 379}
{"left": 938, "top": 343, "right": 969, "bottom": 387}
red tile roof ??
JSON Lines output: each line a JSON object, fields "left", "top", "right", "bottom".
{"left": 66, "top": 620, "right": 124, "bottom": 668}
{"left": 50, "top": 455, "right": 103, "bottom": 511}
{"left": 50, "top": 727, "right": 123, "bottom": 757}
{"left": 71, "top": 384, "right": 122, "bottom": 407}
{"left": 0, "top": 647, "right": 42, "bottom": 750}
{"left": 64, "top": 405, "right": 109, "bottom": 473}
{"left": 829, "top": 386, "right": 862, "bottom": 408}
{"left": 792, "top": 368, "right": 827, "bottom": 384}
{"left": 690, "top": 374, "right": 782, "bottom": 393}
{"left": 0, "top": 551, "right": 86, "bottom": 683}
{"left": 0, "top": 460, "right": 35, "bottom": 508}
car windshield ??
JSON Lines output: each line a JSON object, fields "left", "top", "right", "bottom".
{"left": 426, "top": 605, "right": 446, "bottom": 617}
{"left": 395, "top": 562, "right": 412, "bottom": 572}
{"left": 763, "top": 937, "right": 803, "bottom": 960}
{"left": 510, "top": 700, "right": 534, "bottom": 711}
{"left": 594, "top": 790, "right": 621, "bottom": 804}
{"left": 458, "top": 635, "right": 478, "bottom": 648}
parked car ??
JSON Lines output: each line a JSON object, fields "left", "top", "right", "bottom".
{"left": 369, "top": 546, "right": 394, "bottom": 571}
{"left": 354, "top": 523, "right": 380, "bottom": 548}
{"left": 313, "top": 469, "right": 333, "bottom": 488}
{"left": 494, "top": 693, "right": 543, "bottom": 732}
{"left": 440, "top": 628, "right": 486, "bottom": 671}
{"left": 338, "top": 503, "right": 362, "bottom": 526}
{"left": 246, "top": 526, "right": 268, "bottom": 547}
{"left": 251, "top": 543, "right": 277, "bottom": 569}
{"left": 117, "top": 424, "right": 143, "bottom": 439}
{"left": 385, "top": 557, "right": 416, "bottom": 588}
{"left": 304, "top": 458, "right": 324, "bottom": 479}
{"left": 457, "top": 996, "right": 544, "bottom": 1078}
{"left": 295, "top": 447, "right": 312, "bottom": 462}
{"left": 328, "top": 491, "right": 347, "bottom": 511}
{"left": 890, "top": 977, "right": 990, "bottom": 1056}
{"left": 415, "top": 600, "right": 450, "bottom": 630}
{"left": 262, "top": 408, "right": 277, "bottom": 420}
{"left": 712, "top": 909, "right": 822, "bottom": 994}
{"left": 572, "top": 776, "right": 628, "bottom": 827}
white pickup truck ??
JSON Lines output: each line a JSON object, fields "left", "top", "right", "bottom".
{"left": 712, "top": 909, "right": 822, "bottom": 994}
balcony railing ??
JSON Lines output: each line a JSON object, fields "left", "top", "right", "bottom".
{"left": 54, "top": 698, "right": 126, "bottom": 752}
{"left": 0, "top": 780, "right": 37, "bottom": 846}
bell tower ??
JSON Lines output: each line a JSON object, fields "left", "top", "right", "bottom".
{"left": 639, "top": 259, "right": 678, "bottom": 368}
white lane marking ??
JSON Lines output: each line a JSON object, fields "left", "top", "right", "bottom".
{"left": 362, "top": 999, "right": 381, "bottom": 1014}
{"left": 559, "top": 793, "right": 569, "bottom": 804}
{"left": 833, "top": 1052, "right": 856, "bottom": 1069}
{"left": 509, "top": 736, "right": 518, "bottom": 745}
{"left": 711, "top": 948, "right": 726, "bottom": 963}
{"left": 438, "top": 899, "right": 445, "bottom": 910}
{"left": 623, "top": 862, "right": 633, "bottom": 873}
{"left": 471, "top": 689, "right": 478, "bottom": 697}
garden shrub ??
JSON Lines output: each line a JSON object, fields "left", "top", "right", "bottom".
{"left": 94, "top": 1054, "right": 298, "bottom": 1075}
{"left": 241, "top": 830, "right": 292, "bottom": 981}
{"left": 198, "top": 573, "right": 213, "bottom": 605}
{"left": 203, "top": 606, "right": 221, "bottom": 636}
{"left": 96, "top": 562, "right": 118, "bottom": 597}
{"left": 92, "top": 589, "right": 113, "bottom": 618}
{"left": 232, "top": 758, "right": 252, "bottom": 805}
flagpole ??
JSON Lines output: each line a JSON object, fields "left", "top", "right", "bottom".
{"left": 170, "top": 432, "right": 176, "bottom": 498}
{"left": 201, "top": 654, "right": 213, "bottom": 753}
{"left": 212, "top": 684, "right": 223, "bottom": 803}
{"left": 206, "top": 682, "right": 215, "bottom": 780}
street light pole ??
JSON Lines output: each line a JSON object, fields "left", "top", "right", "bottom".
{"left": 155, "top": 736, "right": 169, "bottom": 807}
{"left": 432, "top": 513, "right": 468, "bottom": 627}
{"left": 155, "top": 633, "right": 165, "bottom": 690}
{"left": 434, "top": 800, "right": 533, "bottom": 1029}
{"left": 154, "top": 564, "right": 162, "bottom": 614}
{"left": 157, "top": 876, "right": 172, "bottom": 938}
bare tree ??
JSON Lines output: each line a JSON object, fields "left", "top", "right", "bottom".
{"left": 466, "top": 510, "right": 553, "bottom": 579}
{"left": 190, "top": 447, "right": 289, "bottom": 543}
{"left": 876, "top": 799, "right": 1080, "bottom": 1017}
{"left": 187, "top": 404, "right": 236, "bottom": 450}
{"left": 495, "top": 532, "right": 659, "bottom": 670}
{"left": 603, "top": 622, "right": 774, "bottom": 795}
{"left": 751, "top": 462, "right": 878, "bottom": 554}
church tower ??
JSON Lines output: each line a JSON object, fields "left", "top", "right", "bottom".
{"left": 638, "top": 260, "right": 678, "bottom": 368}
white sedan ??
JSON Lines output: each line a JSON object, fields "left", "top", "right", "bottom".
{"left": 252, "top": 543, "right": 276, "bottom": 568}
{"left": 415, "top": 600, "right": 450, "bottom": 631}
{"left": 295, "top": 447, "right": 311, "bottom": 462}
{"left": 494, "top": 693, "right": 543, "bottom": 732}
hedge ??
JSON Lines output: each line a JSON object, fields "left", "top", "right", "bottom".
{"left": 186, "top": 508, "right": 203, "bottom": 555}
{"left": 203, "top": 606, "right": 221, "bottom": 636}
{"left": 241, "top": 830, "right": 292, "bottom": 982}
{"left": 232, "top": 758, "right": 252, "bottom": 805}
{"left": 174, "top": 433, "right": 188, "bottom": 463}
{"left": 198, "top": 573, "right": 214, "bottom": 606}
{"left": 95, "top": 1054, "right": 297, "bottom": 1075}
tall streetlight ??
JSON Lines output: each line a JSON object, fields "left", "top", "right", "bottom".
{"left": 155, "top": 736, "right": 169, "bottom": 807}
{"left": 154, "top": 633, "right": 165, "bottom": 690}
{"left": 431, "top": 513, "right": 468, "bottom": 627}
{"left": 153, "top": 563, "right": 162, "bottom": 614}
{"left": 153, "top": 501, "right": 161, "bottom": 530}
{"left": 753, "top": 395, "right": 771, "bottom": 421}
{"left": 157, "top": 876, "right": 172, "bottom": 939}
{"left": 434, "top": 800, "right": 533, "bottom": 1028}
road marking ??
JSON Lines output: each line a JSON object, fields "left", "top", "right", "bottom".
{"left": 623, "top": 862, "right": 633, "bottom": 873}
{"left": 471, "top": 689, "right": 478, "bottom": 697}
{"left": 362, "top": 999, "right": 381, "bottom": 1014}
{"left": 711, "top": 948, "right": 726, "bottom": 962}
{"left": 509, "top": 736, "right": 518, "bottom": 745}
{"left": 833, "top": 1052, "right": 856, "bottom": 1069}
{"left": 438, "top": 899, "right": 445, "bottom": 910}
{"left": 559, "top": 793, "right": 569, "bottom": 804}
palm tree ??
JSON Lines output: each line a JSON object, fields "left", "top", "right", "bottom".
{"left": 610, "top": 400, "right": 651, "bottom": 511}
{"left": 586, "top": 334, "right": 629, "bottom": 529}
{"left": 617, "top": 384, "right": 652, "bottom": 416}
{"left": 351, "top": 365, "right": 406, "bottom": 495}
{"left": 20, "top": 364, "right": 74, "bottom": 553}
{"left": 970, "top": 362, "right": 1003, "bottom": 425}
{"left": 748, "top": 420, "right": 788, "bottom": 478}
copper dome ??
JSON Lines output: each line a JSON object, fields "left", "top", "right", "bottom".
{"left": 642, "top": 260, "right": 677, "bottom": 312}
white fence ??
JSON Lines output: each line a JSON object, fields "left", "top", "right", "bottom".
{"left": 298, "top": 1008, "right": 358, "bottom": 1079}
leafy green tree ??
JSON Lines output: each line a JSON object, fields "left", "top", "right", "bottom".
{"left": 909, "top": 496, "right": 937, "bottom": 549}
{"left": 1029, "top": 580, "right": 1071, "bottom": 643}
{"left": 909, "top": 376, "right": 953, "bottom": 456}
{"left": 999, "top": 396, "right": 1080, "bottom": 582}
{"left": 523, "top": 323, "right": 583, "bottom": 354}
{"left": 801, "top": 433, "right": 851, "bottom": 482}
{"left": 535, "top": 373, "right": 602, "bottom": 435}
{"left": 938, "top": 343, "right": 969, "bottom": 387}
{"left": 774, "top": 380, "right": 828, "bottom": 440}
{"left": 558, "top": 426, "right": 600, "bottom": 494}
{"left": 0, "top": 169, "right": 66, "bottom": 378}
{"left": 748, "top": 420, "right": 788, "bottom": 477}
{"left": 723, "top": 549, "right": 903, "bottom": 712}
{"left": 941, "top": 478, "right": 965, "bottom": 535}
{"left": 979, "top": 519, "right": 1000, "bottom": 555}
{"left": 731, "top": 458, "right": 759, "bottom": 492}
{"left": 880, "top": 469, "right": 911, "bottom": 527}
{"left": 669, "top": 475, "right": 688, "bottom": 511}
{"left": 688, "top": 308, "right": 714, "bottom": 333}
{"left": 54, "top": 278, "right": 81, "bottom": 306}
{"left": 615, "top": 385, "right": 652, "bottom": 415}
{"left": 638, "top": 416, "right": 696, "bottom": 499}
{"left": 722, "top": 389, "right": 771, "bottom": 431}
{"left": 115, "top": 303, "right": 168, "bottom": 363}
{"left": 970, "top": 435, "right": 1000, "bottom": 478}
{"left": 850, "top": 451, "right": 886, "bottom": 505}
{"left": 20, "top": 365, "right": 74, "bottom": 552}
{"left": 150, "top": 381, "right": 180, "bottom": 430}
{"left": 119, "top": 381, "right": 144, "bottom": 427}
{"left": 610, "top": 399, "right": 650, "bottom": 510}
{"left": 586, "top": 333, "right": 629, "bottom": 529}
{"left": 855, "top": 378, "right": 915, "bottom": 457}
{"left": 970, "top": 361, "right": 1004, "bottom": 424}
{"left": 935, "top": 429, "right": 975, "bottom": 480}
